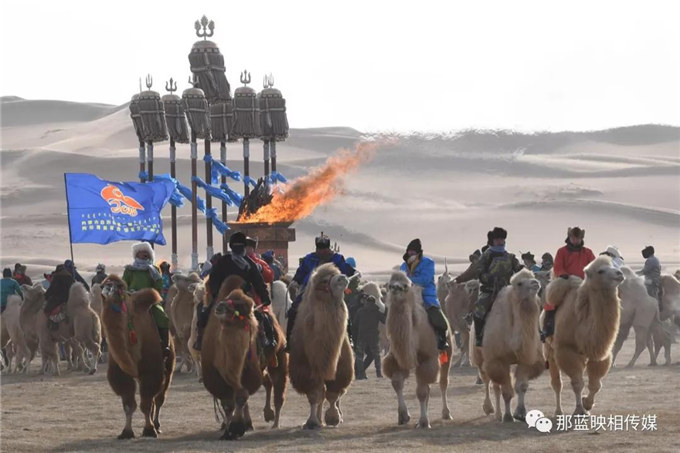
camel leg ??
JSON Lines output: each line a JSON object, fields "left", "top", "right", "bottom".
{"left": 268, "top": 350, "right": 288, "bottom": 429}
{"left": 492, "top": 383, "right": 503, "bottom": 421}
{"left": 486, "top": 359, "right": 514, "bottom": 422}
{"left": 324, "top": 388, "right": 343, "bottom": 427}
{"left": 303, "top": 386, "right": 324, "bottom": 430}
{"left": 263, "top": 374, "right": 275, "bottom": 423}
{"left": 626, "top": 326, "right": 649, "bottom": 368}
{"left": 555, "top": 346, "right": 587, "bottom": 415}
{"left": 243, "top": 402, "right": 253, "bottom": 432}
{"left": 139, "top": 378, "right": 159, "bottom": 438}
{"left": 546, "top": 352, "right": 564, "bottom": 416}
{"left": 513, "top": 366, "right": 530, "bottom": 421}
{"left": 583, "top": 355, "right": 611, "bottom": 412}
{"left": 107, "top": 361, "right": 137, "bottom": 439}
{"left": 415, "top": 379, "right": 431, "bottom": 429}
{"left": 222, "top": 388, "right": 249, "bottom": 439}
{"left": 647, "top": 333, "right": 657, "bottom": 366}
{"left": 611, "top": 323, "right": 630, "bottom": 367}
{"left": 480, "top": 370, "right": 494, "bottom": 415}
{"left": 461, "top": 330, "right": 471, "bottom": 367}
{"left": 81, "top": 337, "right": 101, "bottom": 375}
{"left": 439, "top": 357, "right": 452, "bottom": 420}
{"left": 390, "top": 370, "right": 411, "bottom": 425}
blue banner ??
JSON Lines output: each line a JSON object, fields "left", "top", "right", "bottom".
{"left": 65, "top": 173, "right": 175, "bottom": 245}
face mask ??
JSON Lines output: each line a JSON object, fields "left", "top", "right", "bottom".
{"left": 231, "top": 245, "right": 245, "bottom": 255}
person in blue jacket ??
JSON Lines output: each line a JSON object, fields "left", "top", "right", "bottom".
{"left": 400, "top": 238, "right": 450, "bottom": 351}
{"left": 285, "top": 232, "right": 356, "bottom": 348}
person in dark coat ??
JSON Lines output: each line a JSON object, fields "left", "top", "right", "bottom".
{"left": 194, "top": 232, "right": 272, "bottom": 351}
{"left": 91, "top": 263, "right": 108, "bottom": 286}
{"left": 352, "top": 289, "right": 386, "bottom": 379}
{"left": 43, "top": 268, "right": 75, "bottom": 330}
{"left": 64, "top": 260, "right": 89, "bottom": 291}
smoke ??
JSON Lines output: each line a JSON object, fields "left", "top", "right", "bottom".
{"left": 238, "top": 141, "right": 378, "bottom": 224}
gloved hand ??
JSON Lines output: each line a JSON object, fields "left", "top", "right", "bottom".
{"left": 559, "top": 274, "right": 569, "bottom": 280}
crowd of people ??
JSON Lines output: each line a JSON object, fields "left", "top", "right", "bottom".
{"left": 0, "top": 226, "right": 665, "bottom": 381}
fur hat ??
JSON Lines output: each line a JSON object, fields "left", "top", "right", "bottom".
{"left": 96, "top": 263, "right": 106, "bottom": 272}
{"left": 406, "top": 238, "right": 422, "bottom": 253}
{"left": 642, "top": 245, "right": 655, "bottom": 259}
{"left": 132, "top": 242, "right": 155, "bottom": 262}
{"left": 262, "top": 250, "right": 274, "bottom": 264}
{"left": 229, "top": 232, "right": 247, "bottom": 247}
{"left": 159, "top": 261, "right": 170, "bottom": 271}
{"left": 64, "top": 259, "right": 75, "bottom": 269}
{"left": 521, "top": 252, "right": 535, "bottom": 262}
{"left": 489, "top": 227, "right": 507, "bottom": 240}
{"left": 567, "top": 226, "right": 585, "bottom": 239}
{"left": 3, "top": 268, "right": 12, "bottom": 278}
{"left": 315, "top": 233, "right": 331, "bottom": 249}
{"left": 602, "top": 245, "right": 623, "bottom": 261}
{"left": 541, "top": 252, "right": 553, "bottom": 263}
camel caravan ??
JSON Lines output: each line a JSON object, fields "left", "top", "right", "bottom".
{"left": 1, "top": 230, "right": 679, "bottom": 441}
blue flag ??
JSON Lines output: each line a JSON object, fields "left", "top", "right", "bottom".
{"left": 65, "top": 173, "right": 175, "bottom": 245}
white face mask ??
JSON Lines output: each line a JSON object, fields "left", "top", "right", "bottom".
{"left": 407, "top": 254, "right": 418, "bottom": 264}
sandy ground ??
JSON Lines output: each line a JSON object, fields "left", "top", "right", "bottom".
{"left": 1, "top": 337, "right": 678, "bottom": 453}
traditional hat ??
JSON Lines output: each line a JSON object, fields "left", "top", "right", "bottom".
{"left": 567, "top": 226, "right": 585, "bottom": 239}
{"left": 489, "top": 227, "right": 507, "bottom": 240}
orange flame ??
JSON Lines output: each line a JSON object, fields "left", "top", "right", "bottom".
{"left": 238, "top": 142, "right": 378, "bottom": 224}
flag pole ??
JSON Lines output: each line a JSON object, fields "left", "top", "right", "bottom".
{"left": 63, "top": 173, "right": 75, "bottom": 264}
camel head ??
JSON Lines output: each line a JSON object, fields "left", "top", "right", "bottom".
{"left": 358, "top": 281, "right": 383, "bottom": 307}
{"left": 386, "top": 271, "right": 412, "bottom": 303}
{"left": 188, "top": 281, "right": 206, "bottom": 307}
{"left": 510, "top": 269, "right": 541, "bottom": 307}
{"left": 310, "top": 263, "right": 349, "bottom": 300}
{"left": 21, "top": 283, "right": 45, "bottom": 310}
{"left": 173, "top": 272, "right": 202, "bottom": 292}
{"left": 214, "top": 289, "right": 257, "bottom": 330}
{"left": 584, "top": 255, "right": 624, "bottom": 291}
{"left": 100, "top": 275, "right": 128, "bottom": 307}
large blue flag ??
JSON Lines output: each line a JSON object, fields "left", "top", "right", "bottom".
{"left": 64, "top": 173, "right": 175, "bottom": 245}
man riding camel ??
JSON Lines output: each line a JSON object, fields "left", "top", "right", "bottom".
{"left": 194, "top": 232, "right": 273, "bottom": 351}
{"left": 400, "top": 238, "right": 451, "bottom": 351}
{"left": 455, "top": 227, "right": 522, "bottom": 347}
{"left": 122, "top": 242, "right": 171, "bottom": 357}
{"left": 286, "top": 232, "right": 356, "bottom": 349}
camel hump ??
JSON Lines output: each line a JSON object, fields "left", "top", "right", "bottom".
{"left": 546, "top": 276, "right": 581, "bottom": 309}
{"left": 131, "top": 288, "right": 162, "bottom": 313}
{"left": 68, "top": 282, "right": 90, "bottom": 308}
{"left": 216, "top": 275, "right": 246, "bottom": 302}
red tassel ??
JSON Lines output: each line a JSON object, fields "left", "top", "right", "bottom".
{"left": 439, "top": 351, "right": 449, "bottom": 366}
{"left": 130, "top": 331, "right": 137, "bottom": 345}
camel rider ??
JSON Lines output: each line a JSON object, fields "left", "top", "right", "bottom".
{"left": 262, "top": 250, "right": 283, "bottom": 281}
{"left": 540, "top": 252, "right": 554, "bottom": 272}
{"left": 91, "top": 263, "right": 108, "bottom": 286}
{"left": 194, "top": 232, "right": 272, "bottom": 351}
{"left": 286, "top": 233, "right": 356, "bottom": 350}
{"left": 400, "top": 238, "right": 450, "bottom": 351}
{"left": 122, "top": 242, "right": 171, "bottom": 357}
{"left": 454, "top": 231, "right": 494, "bottom": 284}
{"left": 542, "top": 226, "right": 595, "bottom": 342}
{"left": 456, "top": 228, "right": 522, "bottom": 347}
{"left": 245, "top": 236, "right": 277, "bottom": 350}
{"left": 344, "top": 257, "right": 362, "bottom": 322}
{"left": 521, "top": 252, "right": 542, "bottom": 273}
{"left": 43, "top": 266, "right": 75, "bottom": 330}
{"left": 13, "top": 263, "right": 32, "bottom": 286}
{"left": 1, "top": 268, "right": 23, "bottom": 314}
{"left": 637, "top": 245, "right": 661, "bottom": 305}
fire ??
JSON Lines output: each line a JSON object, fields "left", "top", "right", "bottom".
{"left": 238, "top": 141, "right": 377, "bottom": 224}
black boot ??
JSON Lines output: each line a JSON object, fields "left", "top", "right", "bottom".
{"left": 426, "top": 306, "right": 450, "bottom": 351}
{"left": 255, "top": 312, "right": 277, "bottom": 350}
{"left": 541, "top": 309, "right": 556, "bottom": 343}
{"left": 473, "top": 316, "right": 485, "bottom": 347}
{"left": 158, "top": 327, "right": 171, "bottom": 357}
{"left": 284, "top": 303, "right": 298, "bottom": 352}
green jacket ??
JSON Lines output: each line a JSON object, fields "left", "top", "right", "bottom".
{"left": 122, "top": 265, "right": 163, "bottom": 293}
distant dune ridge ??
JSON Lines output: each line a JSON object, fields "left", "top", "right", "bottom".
{"left": 1, "top": 96, "right": 678, "bottom": 279}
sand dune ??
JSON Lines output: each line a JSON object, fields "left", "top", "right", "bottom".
{"left": 1, "top": 97, "right": 679, "bottom": 277}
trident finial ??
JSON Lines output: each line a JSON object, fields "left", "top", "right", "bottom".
{"left": 240, "top": 70, "right": 251, "bottom": 86}
{"left": 188, "top": 74, "right": 198, "bottom": 88}
{"left": 194, "top": 15, "right": 215, "bottom": 40}
{"left": 138, "top": 77, "right": 142, "bottom": 94}
{"left": 165, "top": 78, "right": 177, "bottom": 94}
{"left": 265, "top": 73, "right": 275, "bottom": 88}
{"left": 145, "top": 74, "right": 153, "bottom": 90}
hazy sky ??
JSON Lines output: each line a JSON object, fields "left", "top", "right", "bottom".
{"left": 1, "top": 0, "right": 678, "bottom": 132}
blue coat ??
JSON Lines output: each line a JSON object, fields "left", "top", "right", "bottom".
{"left": 400, "top": 256, "right": 439, "bottom": 308}
{"left": 293, "top": 252, "right": 355, "bottom": 300}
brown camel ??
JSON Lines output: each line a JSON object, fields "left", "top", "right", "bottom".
{"left": 18, "top": 284, "right": 44, "bottom": 374}
{"left": 289, "top": 263, "right": 354, "bottom": 430}
{"left": 37, "top": 282, "right": 102, "bottom": 375}
{"left": 100, "top": 275, "right": 175, "bottom": 439}
{"left": 201, "top": 275, "right": 288, "bottom": 440}
{"left": 444, "top": 280, "right": 478, "bottom": 367}
{"left": 543, "top": 256, "right": 624, "bottom": 416}
{"left": 169, "top": 272, "right": 202, "bottom": 373}
{"left": 471, "top": 269, "right": 544, "bottom": 422}
{"left": 382, "top": 271, "right": 452, "bottom": 428}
